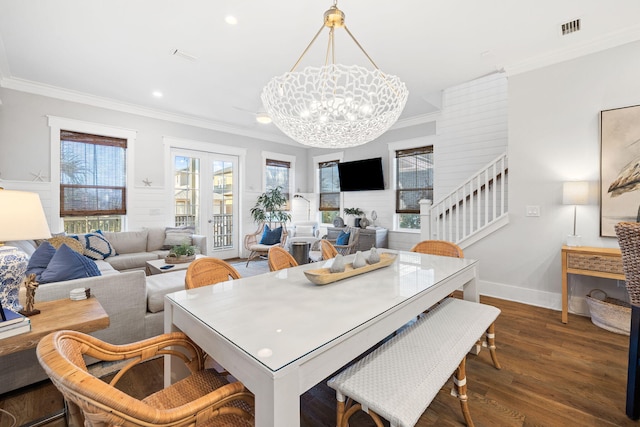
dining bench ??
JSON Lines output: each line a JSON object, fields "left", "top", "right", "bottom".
{"left": 327, "top": 297, "right": 501, "bottom": 427}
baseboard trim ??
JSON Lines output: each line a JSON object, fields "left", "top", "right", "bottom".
{"left": 479, "top": 279, "right": 590, "bottom": 318}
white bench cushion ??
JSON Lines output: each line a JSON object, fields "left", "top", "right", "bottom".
{"left": 145, "top": 270, "right": 187, "bottom": 313}
{"left": 328, "top": 298, "right": 500, "bottom": 427}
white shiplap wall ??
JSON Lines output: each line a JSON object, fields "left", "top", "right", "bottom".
{"left": 1, "top": 180, "right": 58, "bottom": 231}
{"left": 435, "top": 72, "right": 508, "bottom": 200}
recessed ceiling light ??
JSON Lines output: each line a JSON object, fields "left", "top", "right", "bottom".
{"left": 152, "top": 91, "right": 163, "bottom": 98}
{"left": 256, "top": 112, "right": 272, "bottom": 124}
{"left": 225, "top": 15, "right": 238, "bottom": 25}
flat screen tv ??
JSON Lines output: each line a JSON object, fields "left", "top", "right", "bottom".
{"left": 338, "top": 157, "right": 385, "bottom": 191}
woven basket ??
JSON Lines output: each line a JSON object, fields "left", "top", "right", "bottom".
{"left": 164, "top": 255, "right": 195, "bottom": 264}
{"left": 585, "top": 289, "right": 631, "bottom": 335}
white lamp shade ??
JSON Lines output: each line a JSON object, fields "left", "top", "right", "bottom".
{"left": 562, "top": 181, "right": 589, "bottom": 205}
{"left": 0, "top": 190, "right": 52, "bottom": 241}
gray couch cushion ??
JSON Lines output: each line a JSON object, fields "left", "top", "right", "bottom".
{"left": 105, "top": 252, "right": 158, "bottom": 271}
{"left": 146, "top": 270, "right": 186, "bottom": 313}
{"left": 145, "top": 227, "right": 166, "bottom": 252}
{"left": 93, "top": 260, "right": 119, "bottom": 275}
{"left": 102, "top": 230, "right": 148, "bottom": 254}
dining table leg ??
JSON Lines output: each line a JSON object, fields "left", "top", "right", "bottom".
{"left": 254, "top": 370, "right": 300, "bottom": 427}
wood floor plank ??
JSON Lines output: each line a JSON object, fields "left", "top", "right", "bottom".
{"left": 0, "top": 295, "right": 637, "bottom": 427}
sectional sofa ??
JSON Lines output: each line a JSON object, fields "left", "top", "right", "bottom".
{"left": 0, "top": 227, "right": 206, "bottom": 394}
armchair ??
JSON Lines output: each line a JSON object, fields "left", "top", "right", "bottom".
{"left": 286, "top": 221, "right": 320, "bottom": 251}
{"left": 324, "top": 226, "right": 360, "bottom": 256}
{"left": 244, "top": 222, "right": 288, "bottom": 267}
{"left": 37, "top": 330, "right": 254, "bottom": 427}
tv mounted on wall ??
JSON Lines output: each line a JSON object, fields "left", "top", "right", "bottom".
{"left": 338, "top": 157, "right": 385, "bottom": 191}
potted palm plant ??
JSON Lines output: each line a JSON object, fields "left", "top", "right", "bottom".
{"left": 250, "top": 186, "right": 291, "bottom": 227}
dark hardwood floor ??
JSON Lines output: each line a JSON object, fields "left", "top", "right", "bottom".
{"left": 0, "top": 296, "right": 637, "bottom": 427}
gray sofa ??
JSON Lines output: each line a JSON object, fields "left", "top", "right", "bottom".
{"left": 0, "top": 227, "right": 205, "bottom": 394}
{"left": 100, "top": 227, "right": 206, "bottom": 272}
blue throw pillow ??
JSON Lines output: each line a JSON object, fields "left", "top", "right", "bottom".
{"left": 26, "top": 241, "right": 57, "bottom": 277}
{"left": 39, "top": 244, "right": 101, "bottom": 284}
{"left": 259, "top": 225, "right": 282, "bottom": 245}
{"left": 336, "top": 231, "right": 350, "bottom": 245}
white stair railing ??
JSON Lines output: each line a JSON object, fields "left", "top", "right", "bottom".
{"left": 421, "top": 153, "right": 508, "bottom": 246}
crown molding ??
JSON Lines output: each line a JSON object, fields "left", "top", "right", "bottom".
{"left": 0, "top": 76, "right": 297, "bottom": 145}
{"left": 504, "top": 24, "right": 640, "bottom": 76}
{"left": 392, "top": 111, "right": 441, "bottom": 129}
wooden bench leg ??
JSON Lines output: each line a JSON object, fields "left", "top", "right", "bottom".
{"left": 452, "top": 357, "right": 475, "bottom": 427}
{"left": 485, "top": 322, "right": 502, "bottom": 370}
{"left": 337, "top": 396, "right": 385, "bottom": 427}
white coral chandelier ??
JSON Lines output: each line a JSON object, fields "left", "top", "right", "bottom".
{"left": 261, "top": 1, "right": 408, "bottom": 149}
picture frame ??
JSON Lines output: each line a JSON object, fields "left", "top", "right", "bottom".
{"left": 600, "top": 104, "right": 640, "bottom": 237}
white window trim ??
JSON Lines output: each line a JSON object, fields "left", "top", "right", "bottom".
{"left": 313, "top": 151, "right": 344, "bottom": 226}
{"left": 163, "top": 136, "right": 247, "bottom": 193}
{"left": 261, "top": 151, "right": 296, "bottom": 197}
{"left": 48, "top": 115, "right": 137, "bottom": 231}
{"left": 387, "top": 136, "right": 437, "bottom": 232}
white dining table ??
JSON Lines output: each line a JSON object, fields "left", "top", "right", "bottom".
{"left": 164, "top": 250, "right": 479, "bottom": 427}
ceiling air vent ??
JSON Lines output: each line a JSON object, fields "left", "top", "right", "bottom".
{"left": 561, "top": 19, "right": 581, "bottom": 36}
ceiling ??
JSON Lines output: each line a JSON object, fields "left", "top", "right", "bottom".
{"left": 1, "top": 0, "right": 639, "bottom": 146}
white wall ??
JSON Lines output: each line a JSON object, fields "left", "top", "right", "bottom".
{"left": 469, "top": 40, "right": 640, "bottom": 315}
{"left": 3, "top": 39, "right": 640, "bottom": 316}
{"left": 437, "top": 72, "right": 509, "bottom": 199}
{"left": 0, "top": 87, "right": 309, "bottom": 252}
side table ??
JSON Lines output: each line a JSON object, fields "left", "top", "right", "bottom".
{"left": 0, "top": 297, "right": 109, "bottom": 426}
{"left": 561, "top": 245, "right": 625, "bottom": 324}
{"left": 0, "top": 296, "right": 109, "bottom": 356}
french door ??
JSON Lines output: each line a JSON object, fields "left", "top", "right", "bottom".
{"left": 171, "top": 148, "right": 239, "bottom": 259}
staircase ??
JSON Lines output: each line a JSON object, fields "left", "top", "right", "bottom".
{"left": 421, "top": 153, "right": 509, "bottom": 249}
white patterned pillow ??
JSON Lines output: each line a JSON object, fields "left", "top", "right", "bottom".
{"left": 70, "top": 233, "right": 115, "bottom": 260}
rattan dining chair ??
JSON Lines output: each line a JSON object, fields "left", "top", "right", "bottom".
{"left": 36, "top": 330, "right": 254, "bottom": 427}
{"left": 410, "top": 240, "right": 464, "bottom": 258}
{"left": 268, "top": 246, "right": 298, "bottom": 271}
{"left": 320, "top": 239, "right": 339, "bottom": 260}
{"left": 614, "top": 221, "right": 640, "bottom": 419}
{"left": 185, "top": 257, "right": 241, "bottom": 289}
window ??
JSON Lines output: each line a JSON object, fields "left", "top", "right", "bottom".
{"left": 60, "top": 130, "right": 127, "bottom": 233}
{"left": 396, "top": 146, "right": 433, "bottom": 229}
{"left": 319, "top": 160, "right": 340, "bottom": 224}
{"left": 265, "top": 158, "right": 291, "bottom": 208}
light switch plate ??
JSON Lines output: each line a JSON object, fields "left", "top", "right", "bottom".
{"left": 526, "top": 205, "right": 540, "bottom": 217}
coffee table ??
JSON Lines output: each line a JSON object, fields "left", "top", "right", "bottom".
{"left": 146, "top": 254, "right": 205, "bottom": 275}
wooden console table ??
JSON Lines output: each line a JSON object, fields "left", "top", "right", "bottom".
{"left": 0, "top": 296, "right": 109, "bottom": 356}
{"left": 561, "top": 245, "right": 625, "bottom": 324}
{"left": 0, "top": 297, "right": 109, "bottom": 426}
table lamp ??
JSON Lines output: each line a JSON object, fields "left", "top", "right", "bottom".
{"left": 0, "top": 190, "right": 51, "bottom": 313}
{"left": 562, "top": 181, "right": 589, "bottom": 247}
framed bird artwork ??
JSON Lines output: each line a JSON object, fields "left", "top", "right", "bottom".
{"left": 601, "top": 104, "right": 640, "bottom": 237}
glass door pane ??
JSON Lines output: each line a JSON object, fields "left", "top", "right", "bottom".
{"left": 173, "top": 155, "right": 200, "bottom": 229}
{"left": 172, "top": 149, "right": 239, "bottom": 259}
{"left": 211, "top": 159, "right": 234, "bottom": 250}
